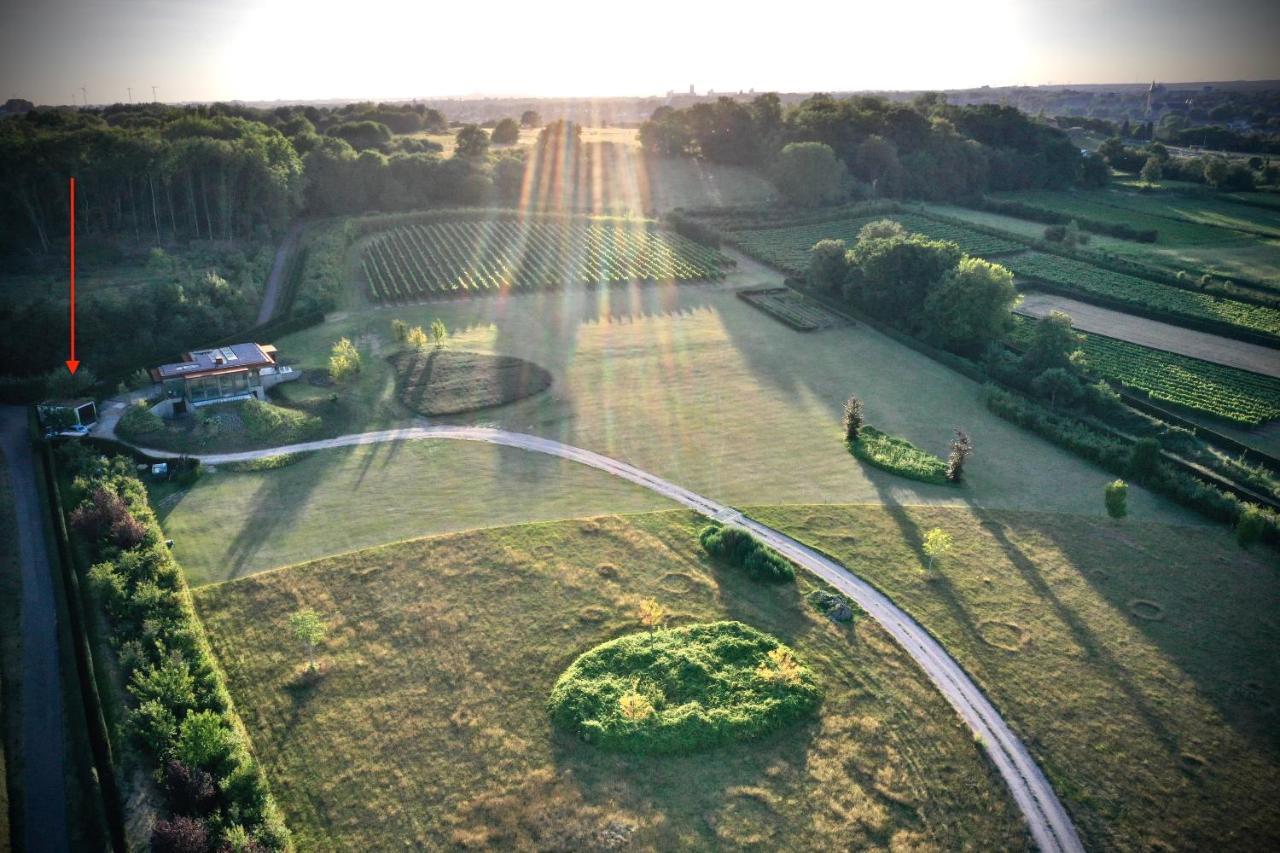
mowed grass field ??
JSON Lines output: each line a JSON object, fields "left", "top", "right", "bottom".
{"left": 158, "top": 279, "right": 1200, "bottom": 584}
{"left": 748, "top": 504, "right": 1280, "bottom": 852}
{"left": 192, "top": 511, "right": 1027, "bottom": 851}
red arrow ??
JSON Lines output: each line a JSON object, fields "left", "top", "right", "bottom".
{"left": 66, "top": 177, "right": 79, "bottom": 374}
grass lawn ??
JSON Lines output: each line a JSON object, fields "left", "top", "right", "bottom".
{"left": 750, "top": 503, "right": 1280, "bottom": 852}
{"left": 192, "top": 511, "right": 1026, "bottom": 851}
{"left": 159, "top": 281, "right": 1200, "bottom": 583}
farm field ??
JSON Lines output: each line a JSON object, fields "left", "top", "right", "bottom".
{"left": 359, "top": 216, "right": 727, "bottom": 301}
{"left": 988, "top": 189, "right": 1280, "bottom": 287}
{"left": 158, "top": 280, "right": 1200, "bottom": 583}
{"left": 719, "top": 212, "right": 1023, "bottom": 275}
{"left": 192, "top": 511, "right": 1027, "bottom": 851}
{"left": 750, "top": 504, "right": 1280, "bottom": 853}
{"left": 1008, "top": 316, "right": 1280, "bottom": 426}
{"left": 1008, "top": 251, "right": 1280, "bottom": 337}
{"left": 1016, "top": 293, "right": 1280, "bottom": 378}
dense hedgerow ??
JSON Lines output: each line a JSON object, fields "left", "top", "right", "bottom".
{"left": 59, "top": 446, "right": 290, "bottom": 850}
{"left": 985, "top": 385, "right": 1279, "bottom": 546}
{"left": 848, "top": 425, "right": 952, "bottom": 486}
{"left": 548, "top": 621, "right": 821, "bottom": 754}
{"left": 699, "top": 525, "right": 796, "bottom": 583}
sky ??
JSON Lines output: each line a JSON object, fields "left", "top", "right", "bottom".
{"left": 3, "top": 0, "right": 1280, "bottom": 105}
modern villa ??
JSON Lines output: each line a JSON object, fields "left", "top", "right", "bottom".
{"left": 150, "top": 343, "right": 294, "bottom": 413}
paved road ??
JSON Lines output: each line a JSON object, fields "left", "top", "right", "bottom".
{"left": 0, "top": 407, "right": 70, "bottom": 852}
{"left": 133, "top": 425, "right": 1085, "bottom": 853}
{"left": 256, "top": 222, "right": 303, "bottom": 326}
{"left": 1017, "top": 293, "right": 1280, "bottom": 378}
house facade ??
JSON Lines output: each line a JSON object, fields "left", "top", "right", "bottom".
{"left": 150, "top": 343, "right": 294, "bottom": 411}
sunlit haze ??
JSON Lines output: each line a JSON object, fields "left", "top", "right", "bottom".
{"left": 4, "top": 0, "right": 1280, "bottom": 105}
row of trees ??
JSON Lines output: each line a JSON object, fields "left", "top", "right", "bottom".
{"left": 641, "top": 93, "right": 1101, "bottom": 204}
{"left": 1098, "top": 137, "right": 1277, "bottom": 189}
{"left": 809, "top": 219, "right": 1019, "bottom": 357}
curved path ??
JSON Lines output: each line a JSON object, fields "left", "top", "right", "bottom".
{"left": 137, "top": 426, "right": 1084, "bottom": 853}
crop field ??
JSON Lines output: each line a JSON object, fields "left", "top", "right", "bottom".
{"left": 751, "top": 504, "right": 1280, "bottom": 852}
{"left": 192, "top": 512, "right": 1025, "bottom": 851}
{"left": 1009, "top": 251, "right": 1280, "bottom": 337}
{"left": 724, "top": 213, "right": 1023, "bottom": 275}
{"left": 359, "top": 217, "right": 727, "bottom": 301}
{"left": 988, "top": 189, "right": 1280, "bottom": 288}
{"left": 1009, "top": 316, "right": 1280, "bottom": 425}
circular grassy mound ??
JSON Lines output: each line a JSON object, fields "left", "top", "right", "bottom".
{"left": 389, "top": 350, "right": 551, "bottom": 416}
{"left": 548, "top": 621, "right": 821, "bottom": 754}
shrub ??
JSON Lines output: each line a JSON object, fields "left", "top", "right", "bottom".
{"left": 1105, "top": 480, "right": 1128, "bottom": 519}
{"left": 922, "top": 528, "right": 952, "bottom": 570}
{"left": 849, "top": 425, "right": 951, "bottom": 486}
{"left": 1237, "top": 507, "right": 1266, "bottom": 548}
{"left": 390, "top": 319, "right": 408, "bottom": 343}
{"left": 118, "top": 401, "right": 166, "bottom": 439}
{"left": 548, "top": 621, "right": 821, "bottom": 754}
{"left": 328, "top": 337, "right": 361, "bottom": 383}
{"left": 175, "top": 710, "right": 238, "bottom": 776}
{"left": 1128, "top": 437, "right": 1162, "bottom": 477}
{"left": 150, "top": 815, "right": 210, "bottom": 853}
{"left": 163, "top": 760, "right": 217, "bottom": 816}
{"left": 699, "top": 525, "right": 795, "bottom": 583}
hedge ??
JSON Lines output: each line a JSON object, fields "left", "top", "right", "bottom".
{"left": 699, "top": 525, "right": 795, "bottom": 583}
{"left": 59, "top": 446, "right": 290, "bottom": 850}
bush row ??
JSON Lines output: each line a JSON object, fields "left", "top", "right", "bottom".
{"left": 985, "top": 386, "right": 1279, "bottom": 545}
{"left": 974, "top": 196, "right": 1159, "bottom": 242}
{"left": 59, "top": 447, "right": 290, "bottom": 851}
{"left": 699, "top": 524, "right": 795, "bottom": 583}
{"left": 848, "top": 425, "right": 952, "bottom": 486}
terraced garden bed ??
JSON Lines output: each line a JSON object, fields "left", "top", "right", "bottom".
{"left": 736, "top": 287, "right": 847, "bottom": 331}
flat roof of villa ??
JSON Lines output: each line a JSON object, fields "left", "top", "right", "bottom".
{"left": 152, "top": 343, "right": 275, "bottom": 380}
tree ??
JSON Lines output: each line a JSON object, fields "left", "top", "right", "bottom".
{"left": 853, "top": 135, "right": 902, "bottom": 196}
{"left": 454, "top": 124, "right": 489, "bottom": 158}
{"left": 328, "top": 337, "right": 361, "bottom": 383}
{"left": 289, "top": 608, "right": 327, "bottom": 671}
{"left": 391, "top": 319, "right": 408, "bottom": 343}
{"left": 491, "top": 118, "right": 520, "bottom": 145}
{"left": 946, "top": 429, "right": 973, "bottom": 483}
{"left": 846, "top": 233, "right": 963, "bottom": 326}
{"left": 617, "top": 682, "right": 655, "bottom": 721}
{"left": 924, "top": 256, "right": 1018, "bottom": 356}
{"left": 1140, "top": 156, "right": 1162, "bottom": 184}
{"left": 1104, "top": 480, "right": 1128, "bottom": 520}
{"left": 1204, "top": 155, "right": 1229, "bottom": 187}
{"left": 175, "top": 710, "right": 235, "bottom": 774}
{"left": 773, "top": 142, "right": 845, "bottom": 207}
{"left": 808, "top": 239, "right": 849, "bottom": 290}
{"left": 1032, "top": 367, "right": 1083, "bottom": 409}
{"left": 1020, "top": 311, "right": 1082, "bottom": 374}
{"left": 406, "top": 325, "right": 429, "bottom": 350}
{"left": 520, "top": 110, "right": 541, "bottom": 128}
{"left": 857, "top": 219, "right": 905, "bottom": 241}
{"left": 637, "top": 598, "right": 667, "bottom": 640}
{"left": 922, "top": 528, "right": 952, "bottom": 571}
{"left": 430, "top": 318, "right": 448, "bottom": 349}
{"left": 842, "top": 396, "right": 864, "bottom": 443}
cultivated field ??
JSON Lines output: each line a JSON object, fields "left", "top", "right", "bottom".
{"left": 1015, "top": 293, "right": 1280, "bottom": 378}
{"left": 192, "top": 512, "right": 1027, "bottom": 851}
{"left": 159, "top": 279, "right": 1200, "bottom": 584}
{"left": 1008, "top": 315, "right": 1280, "bottom": 426}
{"left": 360, "top": 216, "right": 727, "bottom": 301}
{"left": 988, "top": 188, "right": 1280, "bottom": 287}
{"left": 751, "top": 504, "right": 1280, "bottom": 853}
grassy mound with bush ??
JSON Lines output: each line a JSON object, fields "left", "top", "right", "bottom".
{"left": 548, "top": 621, "right": 821, "bottom": 754}
{"left": 389, "top": 350, "right": 552, "bottom": 416}
{"left": 117, "top": 397, "right": 321, "bottom": 454}
{"left": 699, "top": 525, "right": 795, "bottom": 583}
{"left": 848, "top": 426, "right": 950, "bottom": 485}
